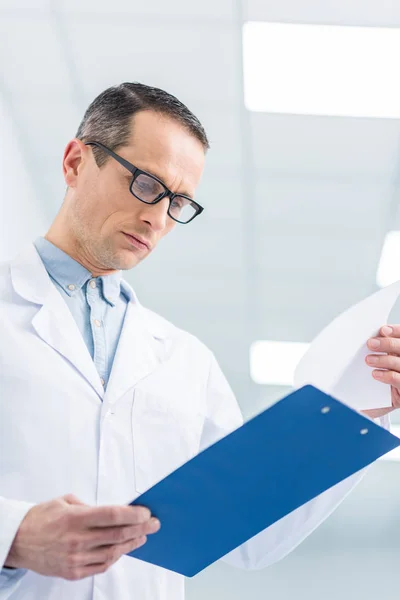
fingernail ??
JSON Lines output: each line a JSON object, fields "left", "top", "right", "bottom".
{"left": 150, "top": 517, "right": 160, "bottom": 527}
{"left": 368, "top": 339, "right": 380, "bottom": 349}
{"left": 373, "top": 370, "right": 383, "bottom": 379}
{"left": 382, "top": 326, "right": 393, "bottom": 336}
{"left": 366, "top": 356, "right": 378, "bottom": 365}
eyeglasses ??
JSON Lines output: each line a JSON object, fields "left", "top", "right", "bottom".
{"left": 84, "top": 141, "right": 204, "bottom": 224}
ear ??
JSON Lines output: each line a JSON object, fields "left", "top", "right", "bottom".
{"left": 62, "top": 139, "right": 91, "bottom": 188}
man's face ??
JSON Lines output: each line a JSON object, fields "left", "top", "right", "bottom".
{"left": 63, "top": 110, "right": 205, "bottom": 271}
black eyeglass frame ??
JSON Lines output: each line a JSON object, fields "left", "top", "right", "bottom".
{"left": 84, "top": 141, "right": 204, "bottom": 224}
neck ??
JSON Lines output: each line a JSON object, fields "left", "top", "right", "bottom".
{"left": 45, "top": 206, "right": 118, "bottom": 278}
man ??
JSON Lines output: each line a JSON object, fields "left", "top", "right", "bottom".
{"left": 0, "top": 82, "right": 398, "bottom": 600}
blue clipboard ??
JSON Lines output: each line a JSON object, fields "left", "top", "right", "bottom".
{"left": 128, "top": 385, "right": 400, "bottom": 577}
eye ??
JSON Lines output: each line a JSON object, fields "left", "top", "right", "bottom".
{"left": 136, "top": 178, "right": 155, "bottom": 194}
{"left": 171, "top": 198, "right": 185, "bottom": 210}
{"left": 132, "top": 173, "right": 164, "bottom": 200}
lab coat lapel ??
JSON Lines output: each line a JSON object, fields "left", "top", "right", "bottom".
{"left": 10, "top": 244, "right": 104, "bottom": 400}
{"left": 105, "top": 299, "right": 168, "bottom": 404}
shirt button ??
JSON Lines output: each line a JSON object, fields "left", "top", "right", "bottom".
{"left": 93, "top": 319, "right": 102, "bottom": 327}
{"left": 89, "top": 280, "right": 97, "bottom": 289}
{"left": 68, "top": 284, "right": 76, "bottom": 291}
{"left": 100, "top": 377, "right": 105, "bottom": 386}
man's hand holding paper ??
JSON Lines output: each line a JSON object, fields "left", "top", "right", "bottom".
{"left": 294, "top": 280, "right": 400, "bottom": 419}
{"left": 365, "top": 324, "right": 400, "bottom": 418}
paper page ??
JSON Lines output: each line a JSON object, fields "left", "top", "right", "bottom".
{"left": 293, "top": 280, "right": 400, "bottom": 410}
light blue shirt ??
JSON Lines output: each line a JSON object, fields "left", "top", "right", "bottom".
{"left": 33, "top": 237, "right": 132, "bottom": 389}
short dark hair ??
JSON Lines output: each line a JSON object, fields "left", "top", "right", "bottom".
{"left": 76, "top": 82, "right": 209, "bottom": 166}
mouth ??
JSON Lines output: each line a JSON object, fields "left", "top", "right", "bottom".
{"left": 122, "top": 232, "right": 151, "bottom": 251}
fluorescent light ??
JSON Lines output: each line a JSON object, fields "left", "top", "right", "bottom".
{"left": 250, "top": 340, "right": 310, "bottom": 386}
{"left": 243, "top": 22, "right": 400, "bottom": 119}
{"left": 380, "top": 425, "right": 400, "bottom": 462}
{"left": 376, "top": 231, "right": 400, "bottom": 287}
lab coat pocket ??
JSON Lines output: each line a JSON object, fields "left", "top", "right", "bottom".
{"left": 132, "top": 389, "right": 204, "bottom": 494}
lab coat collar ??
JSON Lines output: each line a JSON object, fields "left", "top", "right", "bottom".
{"left": 10, "top": 243, "right": 56, "bottom": 306}
{"left": 10, "top": 244, "right": 171, "bottom": 403}
{"left": 10, "top": 244, "right": 105, "bottom": 400}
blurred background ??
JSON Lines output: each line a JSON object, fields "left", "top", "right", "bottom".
{"left": 1, "top": 0, "right": 400, "bottom": 598}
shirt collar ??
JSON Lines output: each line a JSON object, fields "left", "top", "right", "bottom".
{"left": 100, "top": 271, "right": 123, "bottom": 307}
{"left": 34, "top": 237, "right": 125, "bottom": 306}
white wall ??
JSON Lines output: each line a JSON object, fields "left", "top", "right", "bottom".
{"left": 0, "top": 94, "right": 47, "bottom": 261}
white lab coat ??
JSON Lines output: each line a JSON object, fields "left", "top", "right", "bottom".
{"left": 0, "top": 244, "right": 381, "bottom": 600}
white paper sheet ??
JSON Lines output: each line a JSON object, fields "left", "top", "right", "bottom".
{"left": 293, "top": 281, "right": 400, "bottom": 410}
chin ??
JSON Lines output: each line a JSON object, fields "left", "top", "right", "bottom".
{"left": 115, "top": 250, "right": 143, "bottom": 271}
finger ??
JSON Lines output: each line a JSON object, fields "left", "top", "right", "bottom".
{"left": 84, "top": 518, "right": 160, "bottom": 549}
{"left": 78, "top": 536, "right": 148, "bottom": 568}
{"left": 367, "top": 336, "right": 400, "bottom": 354}
{"left": 372, "top": 369, "right": 400, "bottom": 386}
{"left": 380, "top": 325, "right": 400, "bottom": 337}
{"left": 61, "top": 536, "right": 146, "bottom": 582}
{"left": 72, "top": 505, "right": 152, "bottom": 529}
{"left": 63, "top": 494, "right": 87, "bottom": 506}
{"left": 366, "top": 354, "right": 400, "bottom": 371}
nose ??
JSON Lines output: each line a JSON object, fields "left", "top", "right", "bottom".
{"left": 139, "top": 197, "right": 170, "bottom": 232}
